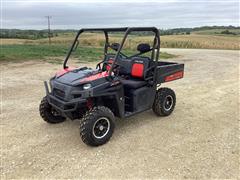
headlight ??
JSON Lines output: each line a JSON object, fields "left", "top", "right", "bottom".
{"left": 83, "top": 83, "right": 92, "bottom": 90}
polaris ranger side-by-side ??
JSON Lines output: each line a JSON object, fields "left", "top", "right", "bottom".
{"left": 39, "top": 27, "right": 184, "bottom": 146}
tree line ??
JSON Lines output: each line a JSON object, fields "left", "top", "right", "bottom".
{"left": 0, "top": 26, "right": 239, "bottom": 39}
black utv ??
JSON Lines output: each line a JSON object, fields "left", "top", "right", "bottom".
{"left": 39, "top": 27, "right": 184, "bottom": 146}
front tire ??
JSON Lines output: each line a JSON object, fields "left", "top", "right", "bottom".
{"left": 152, "top": 88, "right": 176, "bottom": 116}
{"left": 39, "top": 96, "right": 66, "bottom": 124}
{"left": 80, "top": 106, "right": 115, "bottom": 146}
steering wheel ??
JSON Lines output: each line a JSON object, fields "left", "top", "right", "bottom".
{"left": 95, "top": 57, "right": 121, "bottom": 71}
{"left": 98, "top": 60, "right": 120, "bottom": 76}
{"left": 109, "top": 43, "right": 128, "bottom": 58}
{"left": 104, "top": 61, "right": 120, "bottom": 72}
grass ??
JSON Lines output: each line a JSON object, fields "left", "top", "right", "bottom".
{"left": 0, "top": 44, "right": 68, "bottom": 60}
{"left": 0, "top": 44, "right": 176, "bottom": 62}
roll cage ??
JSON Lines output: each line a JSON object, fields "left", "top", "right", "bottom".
{"left": 63, "top": 27, "right": 161, "bottom": 76}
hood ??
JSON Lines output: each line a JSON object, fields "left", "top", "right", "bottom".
{"left": 54, "top": 67, "right": 108, "bottom": 86}
{"left": 55, "top": 67, "right": 96, "bottom": 85}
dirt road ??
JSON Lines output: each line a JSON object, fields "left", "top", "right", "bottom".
{"left": 1, "top": 49, "right": 239, "bottom": 179}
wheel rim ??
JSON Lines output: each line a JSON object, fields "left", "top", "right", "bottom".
{"left": 92, "top": 117, "right": 110, "bottom": 139}
{"left": 163, "top": 95, "right": 173, "bottom": 111}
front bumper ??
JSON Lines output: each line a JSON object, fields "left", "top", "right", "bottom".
{"left": 44, "top": 81, "right": 88, "bottom": 113}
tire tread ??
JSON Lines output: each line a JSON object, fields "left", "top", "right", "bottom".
{"left": 152, "top": 87, "right": 176, "bottom": 116}
{"left": 80, "top": 106, "right": 115, "bottom": 146}
{"left": 39, "top": 96, "right": 66, "bottom": 124}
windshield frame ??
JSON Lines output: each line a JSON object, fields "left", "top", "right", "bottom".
{"left": 63, "top": 27, "right": 160, "bottom": 76}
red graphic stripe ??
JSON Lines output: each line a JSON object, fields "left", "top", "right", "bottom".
{"left": 80, "top": 71, "right": 109, "bottom": 83}
{"left": 165, "top": 71, "right": 184, "bottom": 82}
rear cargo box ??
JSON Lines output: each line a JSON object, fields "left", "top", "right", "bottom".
{"left": 155, "top": 61, "right": 184, "bottom": 84}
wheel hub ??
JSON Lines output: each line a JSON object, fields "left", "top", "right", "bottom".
{"left": 164, "top": 95, "right": 173, "bottom": 111}
{"left": 99, "top": 125, "right": 104, "bottom": 131}
{"left": 92, "top": 117, "right": 110, "bottom": 139}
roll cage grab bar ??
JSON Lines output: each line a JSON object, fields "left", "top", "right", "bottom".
{"left": 63, "top": 27, "right": 161, "bottom": 76}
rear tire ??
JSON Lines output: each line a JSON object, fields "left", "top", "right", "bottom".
{"left": 152, "top": 88, "right": 176, "bottom": 116}
{"left": 39, "top": 96, "right": 66, "bottom": 124}
{"left": 80, "top": 106, "right": 115, "bottom": 146}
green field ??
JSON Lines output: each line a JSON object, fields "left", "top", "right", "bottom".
{"left": 0, "top": 44, "right": 176, "bottom": 63}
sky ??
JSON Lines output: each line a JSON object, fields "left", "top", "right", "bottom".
{"left": 1, "top": 0, "right": 239, "bottom": 29}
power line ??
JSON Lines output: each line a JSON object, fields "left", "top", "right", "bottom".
{"left": 45, "top": 16, "right": 52, "bottom": 44}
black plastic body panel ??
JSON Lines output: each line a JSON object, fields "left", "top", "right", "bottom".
{"left": 155, "top": 62, "right": 184, "bottom": 84}
{"left": 45, "top": 76, "right": 126, "bottom": 119}
{"left": 126, "top": 86, "right": 155, "bottom": 112}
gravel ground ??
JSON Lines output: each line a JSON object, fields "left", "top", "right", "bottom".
{"left": 1, "top": 48, "right": 239, "bottom": 179}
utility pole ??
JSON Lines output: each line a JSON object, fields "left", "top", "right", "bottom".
{"left": 45, "top": 16, "right": 52, "bottom": 44}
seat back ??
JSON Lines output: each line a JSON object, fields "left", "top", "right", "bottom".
{"left": 131, "top": 57, "right": 150, "bottom": 79}
{"left": 103, "top": 54, "right": 151, "bottom": 80}
{"left": 118, "top": 58, "right": 132, "bottom": 75}
{"left": 103, "top": 54, "right": 132, "bottom": 73}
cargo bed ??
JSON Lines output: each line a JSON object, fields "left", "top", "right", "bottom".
{"left": 156, "top": 61, "right": 184, "bottom": 83}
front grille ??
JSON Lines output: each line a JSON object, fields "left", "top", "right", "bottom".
{"left": 53, "top": 88, "right": 65, "bottom": 99}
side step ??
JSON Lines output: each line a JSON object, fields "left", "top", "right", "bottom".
{"left": 124, "top": 109, "right": 150, "bottom": 118}
{"left": 124, "top": 111, "right": 134, "bottom": 117}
